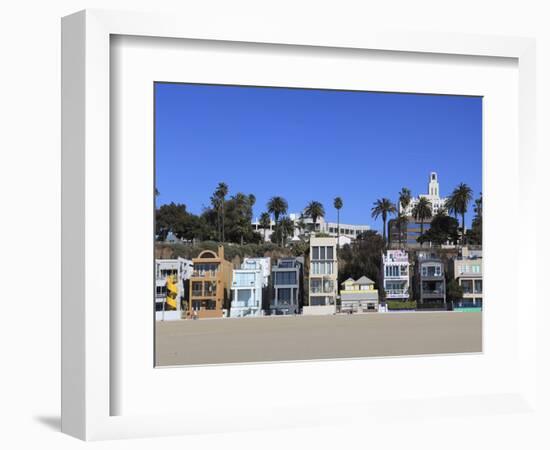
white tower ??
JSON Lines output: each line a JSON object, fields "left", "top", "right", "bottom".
{"left": 428, "top": 172, "right": 439, "bottom": 198}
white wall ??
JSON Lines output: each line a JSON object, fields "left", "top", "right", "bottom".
{"left": 0, "top": 1, "right": 548, "bottom": 449}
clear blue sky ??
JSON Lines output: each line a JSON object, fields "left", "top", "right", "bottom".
{"left": 155, "top": 83, "right": 482, "bottom": 231}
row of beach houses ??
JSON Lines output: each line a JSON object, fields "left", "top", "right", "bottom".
{"left": 155, "top": 236, "right": 482, "bottom": 320}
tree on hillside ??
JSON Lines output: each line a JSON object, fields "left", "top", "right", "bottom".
{"left": 371, "top": 198, "right": 396, "bottom": 245}
{"left": 156, "top": 202, "right": 214, "bottom": 241}
{"left": 446, "top": 183, "right": 473, "bottom": 245}
{"left": 259, "top": 212, "right": 271, "bottom": 242}
{"left": 223, "top": 192, "right": 259, "bottom": 245}
{"left": 446, "top": 279, "right": 464, "bottom": 306}
{"left": 279, "top": 216, "right": 295, "bottom": 247}
{"left": 210, "top": 182, "right": 229, "bottom": 242}
{"left": 399, "top": 187, "right": 411, "bottom": 213}
{"left": 417, "top": 212, "right": 459, "bottom": 247}
{"left": 304, "top": 201, "right": 325, "bottom": 235}
{"left": 411, "top": 197, "right": 432, "bottom": 247}
{"left": 338, "top": 230, "right": 385, "bottom": 289}
{"left": 467, "top": 192, "right": 482, "bottom": 245}
{"left": 267, "top": 196, "right": 288, "bottom": 246}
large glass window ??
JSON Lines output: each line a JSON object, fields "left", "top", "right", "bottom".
{"left": 237, "top": 289, "right": 253, "bottom": 306}
{"left": 310, "top": 296, "right": 327, "bottom": 306}
{"left": 311, "top": 262, "right": 333, "bottom": 275}
{"left": 311, "top": 278, "right": 322, "bottom": 293}
{"left": 278, "top": 288, "right": 292, "bottom": 305}
{"left": 275, "top": 271, "right": 297, "bottom": 285}
{"left": 191, "top": 281, "right": 203, "bottom": 296}
{"left": 312, "top": 246, "right": 319, "bottom": 260}
{"left": 323, "top": 279, "right": 334, "bottom": 293}
{"left": 204, "top": 281, "right": 216, "bottom": 295}
{"left": 194, "top": 263, "right": 219, "bottom": 276}
{"left": 326, "top": 246, "right": 334, "bottom": 260}
{"left": 474, "top": 279, "right": 483, "bottom": 293}
{"left": 421, "top": 264, "right": 442, "bottom": 277}
{"left": 461, "top": 279, "right": 473, "bottom": 294}
{"left": 234, "top": 272, "right": 255, "bottom": 286}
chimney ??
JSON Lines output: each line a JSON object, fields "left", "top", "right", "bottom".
{"left": 218, "top": 244, "right": 224, "bottom": 260}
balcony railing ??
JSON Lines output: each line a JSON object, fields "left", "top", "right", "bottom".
{"left": 192, "top": 270, "right": 218, "bottom": 278}
{"left": 385, "top": 289, "right": 408, "bottom": 296}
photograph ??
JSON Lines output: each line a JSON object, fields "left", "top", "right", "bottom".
{"left": 154, "top": 82, "right": 483, "bottom": 366}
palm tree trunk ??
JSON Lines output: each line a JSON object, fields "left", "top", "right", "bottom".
{"left": 337, "top": 210, "right": 340, "bottom": 251}
{"left": 221, "top": 202, "right": 225, "bottom": 243}
{"left": 382, "top": 218, "right": 387, "bottom": 246}
{"left": 420, "top": 221, "right": 424, "bottom": 247}
{"left": 462, "top": 212, "right": 466, "bottom": 245}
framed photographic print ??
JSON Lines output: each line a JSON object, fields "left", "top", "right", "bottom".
{"left": 62, "top": 9, "right": 538, "bottom": 441}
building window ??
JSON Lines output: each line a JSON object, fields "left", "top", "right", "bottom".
{"left": 422, "top": 265, "right": 441, "bottom": 277}
{"left": 310, "top": 296, "right": 327, "bottom": 306}
{"left": 312, "top": 246, "right": 319, "bottom": 260}
{"left": 311, "top": 262, "right": 333, "bottom": 275}
{"left": 461, "top": 279, "right": 473, "bottom": 294}
{"left": 311, "top": 278, "right": 322, "bottom": 294}
{"left": 474, "top": 279, "right": 483, "bottom": 293}
{"left": 326, "top": 246, "right": 334, "bottom": 260}
{"left": 234, "top": 272, "right": 255, "bottom": 286}
{"left": 191, "top": 282, "right": 203, "bottom": 296}
{"left": 278, "top": 288, "right": 292, "bottom": 305}
{"left": 275, "top": 271, "right": 297, "bottom": 285}
{"left": 320, "top": 246, "right": 326, "bottom": 260}
{"left": 156, "top": 286, "right": 167, "bottom": 296}
{"left": 236, "top": 289, "right": 253, "bottom": 306}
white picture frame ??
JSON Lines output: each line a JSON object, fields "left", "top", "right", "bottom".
{"left": 61, "top": 9, "right": 538, "bottom": 441}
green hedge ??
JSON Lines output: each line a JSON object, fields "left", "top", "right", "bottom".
{"left": 387, "top": 300, "right": 417, "bottom": 310}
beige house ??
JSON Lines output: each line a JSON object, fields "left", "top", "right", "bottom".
{"left": 452, "top": 247, "right": 483, "bottom": 309}
{"left": 303, "top": 236, "right": 338, "bottom": 315}
{"left": 340, "top": 276, "right": 379, "bottom": 313}
{"left": 187, "top": 246, "right": 233, "bottom": 318}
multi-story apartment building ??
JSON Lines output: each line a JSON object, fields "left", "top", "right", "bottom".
{"left": 415, "top": 252, "right": 447, "bottom": 309}
{"left": 155, "top": 257, "right": 193, "bottom": 320}
{"left": 187, "top": 246, "right": 233, "bottom": 318}
{"left": 340, "top": 276, "right": 379, "bottom": 313}
{"left": 382, "top": 250, "right": 410, "bottom": 303}
{"left": 230, "top": 257, "right": 271, "bottom": 318}
{"left": 271, "top": 257, "right": 303, "bottom": 315}
{"left": 451, "top": 247, "right": 483, "bottom": 309}
{"left": 303, "top": 237, "right": 338, "bottom": 315}
{"left": 252, "top": 213, "right": 370, "bottom": 244}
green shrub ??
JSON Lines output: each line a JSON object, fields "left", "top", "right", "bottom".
{"left": 387, "top": 300, "right": 417, "bottom": 310}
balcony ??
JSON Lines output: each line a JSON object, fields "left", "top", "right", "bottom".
{"left": 192, "top": 270, "right": 218, "bottom": 278}
{"left": 385, "top": 289, "right": 409, "bottom": 298}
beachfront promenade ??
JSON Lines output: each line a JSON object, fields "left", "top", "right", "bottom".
{"left": 155, "top": 311, "right": 482, "bottom": 366}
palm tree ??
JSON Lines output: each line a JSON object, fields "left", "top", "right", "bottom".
{"left": 279, "top": 217, "right": 295, "bottom": 247}
{"left": 446, "top": 183, "right": 473, "bottom": 244}
{"left": 371, "top": 198, "right": 396, "bottom": 245}
{"left": 397, "top": 188, "right": 411, "bottom": 246}
{"left": 259, "top": 212, "right": 271, "bottom": 242}
{"left": 212, "top": 182, "right": 229, "bottom": 242}
{"left": 411, "top": 197, "right": 432, "bottom": 247}
{"left": 304, "top": 201, "right": 325, "bottom": 235}
{"left": 267, "top": 196, "right": 288, "bottom": 246}
{"left": 333, "top": 197, "right": 343, "bottom": 250}
{"left": 398, "top": 187, "right": 411, "bottom": 214}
